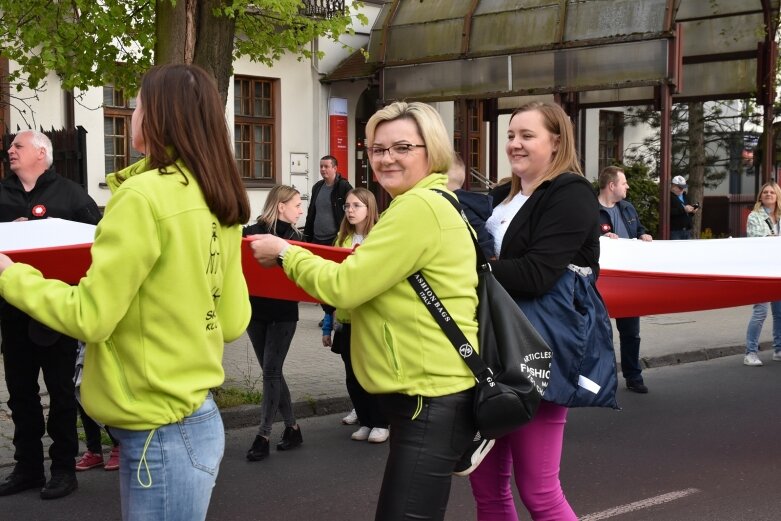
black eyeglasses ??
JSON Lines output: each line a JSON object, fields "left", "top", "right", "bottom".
{"left": 368, "top": 143, "right": 426, "bottom": 159}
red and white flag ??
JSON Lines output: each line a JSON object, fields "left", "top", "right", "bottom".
{"left": 3, "top": 219, "right": 780, "bottom": 317}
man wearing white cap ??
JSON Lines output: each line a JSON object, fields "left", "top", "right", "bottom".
{"left": 670, "top": 175, "right": 698, "bottom": 240}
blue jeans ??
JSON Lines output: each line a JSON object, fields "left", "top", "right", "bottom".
{"left": 746, "top": 302, "right": 781, "bottom": 354}
{"left": 111, "top": 395, "right": 224, "bottom": 521}
{"left": 670, "top": 229, "right": 691, "bottom": 240}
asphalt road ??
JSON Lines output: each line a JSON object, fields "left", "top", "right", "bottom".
{"left": 1, "top": 352, "right": 779, "bottom": 520}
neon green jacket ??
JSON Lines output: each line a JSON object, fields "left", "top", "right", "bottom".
{"left": 0, "top": 158, "right": 250, "bottom": 429}
{"left": 283, "top": 174, "right": 478, "bottom": 397}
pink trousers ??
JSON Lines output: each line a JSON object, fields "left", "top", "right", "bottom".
{"left": 468, "top": 401, "right": 577, "bottom": 521}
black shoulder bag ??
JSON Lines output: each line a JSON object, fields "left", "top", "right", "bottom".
{"left": 407, "top": 190, "right": 552, "bottom": 440}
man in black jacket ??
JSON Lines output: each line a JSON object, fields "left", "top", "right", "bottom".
{"left": 669, "top": 175, "right": 698, "bottom": 240}
{"left": 597, "top": 166, "right": 652, "bottom": 393}
{"left": 303, "top": 155, "right": 352, "bottom": 245}
{"left": 0, "top": 131, "right": 101, "bottom": 500}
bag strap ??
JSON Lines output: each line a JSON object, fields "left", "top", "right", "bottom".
{"left": 407, "top": 271, "right": 493, "bottom": 384}
{"left": 765, "top": 217, "right": 776, "bottom": 235}
{"left": 406, "top": 188, "right": 495, "bottom": 385}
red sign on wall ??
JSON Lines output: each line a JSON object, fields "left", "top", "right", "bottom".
{"left": 329, "top": 98, "right": 349, "bottom": 175}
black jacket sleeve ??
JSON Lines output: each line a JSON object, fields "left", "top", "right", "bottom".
{"left": 303, "top": 181, "right": 322, "bottom": 242}
{"left": 491, "top": 175, "right": 600, "bottom": 299}
{"left": 331, "top": 176, "right": 353, "bottom": 229}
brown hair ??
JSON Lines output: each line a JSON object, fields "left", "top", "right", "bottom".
{"left": 598, "top": 166, "right": 624, "bottom": 190}
{"left": 321, "top": 155, "right": 338, "bottom": 167}
{"left": 335, "top": 187, "right": 379, "bottom": 246}
{"left": 507, "top": 101, "right": 582, "bottom": 199}
{"left": 138, "top": 64, "right": 250, "bottom": 225}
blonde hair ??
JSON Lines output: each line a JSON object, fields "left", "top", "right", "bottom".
{"left": 366, "top": 101, "right": 453, "bottom": 176}
{"left": 258, "top": 185, "right": 302, "bottom": 238}
{"left": 446, "top": 153, "right": 466, "bottom": 191}
{"left": 754, "top": 181, "right": 781, "bottom": 221}
{"left": 335, "top": 187, "right": 379, "bottom": 246}
{"left": 507, "top": 101, "right": 582, "bottom": 199}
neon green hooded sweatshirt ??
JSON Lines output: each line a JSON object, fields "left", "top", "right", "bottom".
{"left": 0, "top": 159, "right": 250, "bottom": 429}
{"left": 283, "top": 174, "right": 478, "bottom": 397}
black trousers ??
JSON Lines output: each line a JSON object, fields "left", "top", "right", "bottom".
{"left": 333, "top": 325, "right": 387, "bottom": 428}
{"left": 375, "top": 389, "right": 475, "bottom": 521}
{"left": 616, "top": 316, "right": 643, "bottom": 383}
{"left": 1, "top": 309, "right": 78, "bottom": 476}
{"left": 78, "top": 403, "right": 119, "bottom": 453}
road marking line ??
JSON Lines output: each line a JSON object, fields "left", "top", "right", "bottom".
{"left": 579, "top": 488, "right": 701, "bottom": 520}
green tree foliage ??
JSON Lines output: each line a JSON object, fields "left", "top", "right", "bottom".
{"left": 0, "top": 0, "right": 365, "bottom": 102}
{"left": 0, "top": 1, "right": 155, "bottom": 93}
{"left": 623, "top": 100, "right": 761, "bottom": 237}
{"left": 622, "top": 101, "right": 760, "bottom": 190}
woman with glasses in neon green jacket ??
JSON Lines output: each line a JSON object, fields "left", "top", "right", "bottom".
{"left": 250, "top": 102, "right": 478, "bottom": 521}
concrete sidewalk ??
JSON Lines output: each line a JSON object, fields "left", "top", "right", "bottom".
{"left": 0, "top": 303, "right": 774, "bottom": 468}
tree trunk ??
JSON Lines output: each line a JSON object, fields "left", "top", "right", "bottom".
{"left": 192, "top": 0, "right": 236, "bottom": 108}
{"left": 154, "top": 0, "right": 196, "bottom": 65}
{"left": 154, "top": 0, "right": 236, "bottom": 106}
{"left": 687, "top": 102, "right": 706, "bottom": 238}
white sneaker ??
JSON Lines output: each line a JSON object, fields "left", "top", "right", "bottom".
{"left": 368, "top": 427, "right": 389, "bottom": 443}
{"left": 773, "top": 351, "right": 781, "bottom": 362}
{"left": 351, "top": 426, "right": 371, "bottom": 441}
{"left": 342, "top": 409, "right": 358, "bottom": 425}
{"left": 453, "top": 432, "right": 495, "bottom": 477}
{"left": 743, "top": 352, "right": 763, "bottom": 366}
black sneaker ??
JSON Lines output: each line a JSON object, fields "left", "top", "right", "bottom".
{"left": 276, "top": 425, "right": 303, "bottom": 451}
{"left": 626, "top": 380, "right": 649, "bottom": 394}
{"left": 0, "top": 471, "right": 45, "bottom": 496}
{"left": 40, "top": 473, "right": 78, "bottom": 500}
{"left": 246, "top": 435, "right": 270, "bottom": 462}
{"left": 453, "top": 432, "right": 495, "bottom": 477}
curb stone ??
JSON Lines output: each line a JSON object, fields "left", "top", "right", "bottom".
{"left": 642, "top": 344, "right": 744, "bottom": 369}
{"left": 220, "top": 396, "right": 353, "bottom": 431}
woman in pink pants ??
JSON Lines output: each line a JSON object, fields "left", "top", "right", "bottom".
{"left": 470, "top": 402, "right": 574, "bottom": 520}
{"left": 472, "top": 101, "right": 617, "bottom": 519}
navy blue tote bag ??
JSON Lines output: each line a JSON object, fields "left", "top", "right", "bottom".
{"left": 516, "top": 267, "right": 618, "bottom": 409}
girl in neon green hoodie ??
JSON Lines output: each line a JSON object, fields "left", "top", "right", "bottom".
{"left": 0, "top": 65, "right": 251, "bottom": 521}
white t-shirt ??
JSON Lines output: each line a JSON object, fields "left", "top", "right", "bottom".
{"left": 485, "top": 191, "right": 530, "bottom": 257}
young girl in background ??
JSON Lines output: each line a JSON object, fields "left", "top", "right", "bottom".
{"left": 243, "top": 185, "right": 305, "bottom": 461}
{"left": 322, "top": 188, "right": 389, "bottom": 443}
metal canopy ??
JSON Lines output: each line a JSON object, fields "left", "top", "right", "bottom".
{"left": 339, "top": 0, "right": 781, "bottom": 239}
{"left": 364, "top": 0, "right": 780, "bottom": 106}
